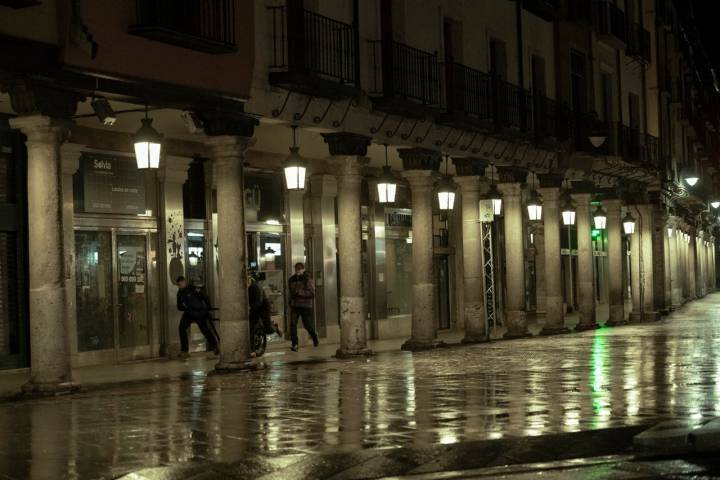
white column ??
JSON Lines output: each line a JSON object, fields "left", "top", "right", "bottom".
{"left": 572, "top": 193, "right": 597, "bottom": 330}
{"left": 539, "top": 187, "right": 567, "bottom": 334}
{"left": 455, "top": 176, "right": 487, "bottom": 342}
{"left": 629, "top": 204, "right": 658, "bottom": 322}
{"left": 10, "top": 115, "right": 75, "bottom": 393}
{"left": 669, "top": 220, "right": 682, "bottom": 307}
{"left": 335, "top": 158, "right": 371, "bottom": 356}
{"left": 206, "top": 135, "right": 254, "bottom": 369}
{"left": 498, "top": 182, "right": 528, "bottom": 337}
{"left": 605, "top": 199, "right": 625, "bottom": 325}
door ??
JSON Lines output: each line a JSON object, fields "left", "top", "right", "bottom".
{"left": 75, "top": 230, "right": 155, "bottom": 365}
{"left": 435, "top": 256, "right": 451, "bottom": 329}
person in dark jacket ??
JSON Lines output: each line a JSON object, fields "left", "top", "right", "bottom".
{"left": 288, "top": 262, "right": 319, "bottom": 351}
{"left": 176, "top": 276, "right": 219, "bottom": 358}
{"left": 248, "top": 273, "right": 282, "bottom": 336}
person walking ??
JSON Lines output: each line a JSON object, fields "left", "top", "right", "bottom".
{"left": 176, "top": 276, "right": 219, "bottom": 358}
{"left": 288, "top": 262, "right": 319, "bottom": 352}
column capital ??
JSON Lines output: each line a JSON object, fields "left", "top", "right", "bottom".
{"left": 452, "top": 157, "right": 487, "bottom": 176}
{"left": 538, "top": 186, "right": 561, "bottom": 202}
{"left": 497, "top": 182, "right": 522, "bottom": 197}
{"left": 331, "top": 155, "right": 368, "bottom": 178}
{"left": 454, "top": 175, "right": 483, "bottom": 193}
{"left": 310, "top": 174, "right": 338, "bottom": 197}
{"left": 398, "top": 147, "right": 441, "bottom": 171}
{"left": 497, "top": 166, "right": 527, "bottom": 184}
{"left": 321, "top": 132, "right": 371, "bottom": 156}
{"left": 571, "top": 192, "right": 593, "bottom": 206}
{"left": 537, "top": 173, "right": 564, "bottom": 188}
{"left": 402, "top": 169, "right": 435, "bottom": 190}
{"left": 604, "top": 198, "right": 623, "bottom": 213}
{"left": 9, "top": 114, "right": 71, "bottom": 144}
{"left": 198, "top": 111, "right": 257, "bottom": 137}
{"left": 205, "top": 135, "right": 255, "bottom": 160}
{"left": 1, "top": 79, "right": 81, "bottom": 119}
{"left": 159, "top": 155, "right": 193, "bottom": 184}
{"left": 61, "top": 143, "right": 85, "bottom": 176}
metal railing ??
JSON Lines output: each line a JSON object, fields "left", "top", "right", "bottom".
{"left": 134, "top": 0, "right": 236, "bottom": 46}
{"left": 533, "top": 95, "right": 572, "bottom": 142}
{"left": 368, "top": 40, "right": 441, "bottom": 106}
{"left": 594, "top": 0, "right": 626, "bottom": 43}
{"left": 492, "top": 77, "right": 532, "bottom": 131}
{"left": 445, "top": 62, "right": 492, "bottom": 122}
{"left": 643, "top": 133, "right": 659, "bottom": 167}
{"left": 572, "top": 113, "right": 612, "bottom": 154}
{"left": 617, "top": 124, "right": 642, "bottom": 161}
{"left": 627, "top": 23, "right": 651, "bottom": 62}
{"left": 269, "top": 5, "right": 357, "bottom": 85}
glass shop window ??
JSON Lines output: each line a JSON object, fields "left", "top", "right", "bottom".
{"left": 244, "top": 172, "right": 285, "bottom": 224}
{"left": 386, "top": 236, "right": 413, "bottom": 316}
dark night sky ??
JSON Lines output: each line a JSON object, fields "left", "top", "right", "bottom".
{"left": 689, "top": 1, "right": 720, "bottom": 69}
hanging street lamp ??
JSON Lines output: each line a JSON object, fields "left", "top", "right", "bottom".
{"left": 561, "top": 192, "right": 576, "bottom": 226}
{"left": 377, "top": 144, "right": 397, "bottom": 204}
{"left": 133, "top": 106, "right": 162, "bottom": 169}
{"left": 526, "top": 173, "right": 543, "bottom": 221}
{"left": 667, "top": 226, "right": 673, "bottom": 237}
{"left": 593, "top": 204, "right": 607, "bottom": 229}
{"left": 437, "top": 155, "right": 456, "bottom": 211}
{"left": 284, "top": 125, "right": 307, "bottom": 191}
{"left": 682, "top": 165, "right": 699, "bottom": 187}
{"left": 623, "top": 212, "right": 636, "bottom": 235}
{"left": 486, "top": 164, "right": 502, "bottom": 216}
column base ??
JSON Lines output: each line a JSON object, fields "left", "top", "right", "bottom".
{"left": 21, "top": 381, "right": 82, "bottom": 397}
{"left": 574, "top": 323, "right": 599, "bottom": 332}
{"left": 336, "top": 348, "right": 374, "bottom": 358}
{"left": 629, "top": 311, "right": 661, "bottom": 323}
{"left": 461, "top": 334, "right": 489, "bottom": 344}
{"left": 213, "top": 360, "right": 257, "bottom": 373}
{"left": 540, "top": 326, "right": 571, "bottom": 336}
{"left": 401, "top": 339, "right": 445, "bottom": 351}
{"left": 605, "top": 319, "right": 628, "bottom": 327}
{"left": 504, "top": 310, "right": 529, "bottom": 338}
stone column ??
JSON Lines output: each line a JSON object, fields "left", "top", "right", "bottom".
{"left": 205, "top": 129, "right": 255, "bottom": 370}
{"left": 605, "top": 199, "right": 626, "bottom": 325}
{"left": 399, "top": 148, "right": 441, "bottom": 350}
{"left": 711, "top": 237, "right": 716, "bottom": 291}
{"left": 534, "top": 225, "right": 547, "bottom": 317}
{"left": 10, "top": 115, "right": 76, "bottom": 394}
{"left": 651, "top": 205, "right": 668, "bottom": 313}
{"left": 322, "top": 133, "right": 372, "bottom": 357}
{"left": 60, "top": 144, "right": 82, "bottom": 362}
{"left": 539, "top": 179, "right": 568, "bottom": 334}
{"left": 453, "top": 159, "right": 487, "bottom": 342}
{"left": 690, "top": 231, "right": 700, "bottom": 299}
{"left": 629, "top": 204, "right": 658, "bottom": 322}
{"left": 572, "top": 192, "right": 597, "bottom": 330}
{"left": 498, "top": 169, "right": 528, "bottom": 338}
{"left": 668, "top": 219, "right": 682, "bottom": 308}
{"left": 158, "top": 156, "right": 192, "bottom": 358}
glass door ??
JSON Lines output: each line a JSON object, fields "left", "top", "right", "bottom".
{"left": 116, "top": 234, "right": 151, "bottom": 355}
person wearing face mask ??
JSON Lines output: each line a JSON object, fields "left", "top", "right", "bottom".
{"left": 287, "top": 262, "right": 319, "bottom": 352}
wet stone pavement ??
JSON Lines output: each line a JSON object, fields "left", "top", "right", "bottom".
{"left": 3, "top": 294, "right": 720, "bottom": 479}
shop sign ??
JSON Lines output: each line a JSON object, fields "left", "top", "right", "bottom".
{"left": 82, "top": 153, "right": 146, "bottom": 214}
{"left": 479, "top": 200, "right": 494, "bottom": 222}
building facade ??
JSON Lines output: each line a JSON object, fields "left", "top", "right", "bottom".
{"left": 0, "top": 0, "right": 718, "bottom": 393}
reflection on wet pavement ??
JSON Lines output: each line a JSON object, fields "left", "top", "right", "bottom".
{"left": 2, "top": 295, "right": 720, "bottom": 479}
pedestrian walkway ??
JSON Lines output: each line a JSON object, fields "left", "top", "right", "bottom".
{"left": 1, "top": 294, "right": 719, "bottom": 479}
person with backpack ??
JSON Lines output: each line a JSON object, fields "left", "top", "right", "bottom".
{"left": 176, "top": 276, "right": 219, "bottom": 358}
{"left": 247, "top": 272, "right": 281, "bottom": 336}
{"left": 288, "top": 262, "right": 319, "bottom": 352}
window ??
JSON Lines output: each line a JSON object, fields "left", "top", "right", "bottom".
{"left": 531, "top": 55, "right": 546, "bottom": 95}
{"left": 490, "top": 39, "right": 508, "bottom": 80}
{"left": 570, "top": 50, "right": 587, "bottom": 113}
{"left": 601, "top": 73, "right": 613, "bottom": 122}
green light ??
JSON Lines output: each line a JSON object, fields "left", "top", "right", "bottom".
{"left": 591, "top": 229, "right": 601, "bottom": 239}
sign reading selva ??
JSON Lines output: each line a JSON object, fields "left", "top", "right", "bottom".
{"left": 82, "top": 153, "right": 147, "bottom": 215}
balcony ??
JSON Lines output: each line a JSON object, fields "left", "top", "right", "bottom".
{"left": 616, "top": 124, "right": 642, "bottom": 162}
{"left": 642, "top": 133, "right": 660, "bottom": 167}
{"left": 0, "top": 0, "right": 40, "bottom": 7}
{"left": 627, "top": 23, "right": 651, "bottom": 63}
{"left": 129, "top": 0, "right": 237, "bottom": 54}
{"left": 368, "top": 40, "right": 442, "bottom": 118}
{"left": 594, "top": 0, "right": 626, "bottom": 48}
{"left": 513, "top": 0, "right": 561, "bottom": 21}
{"left": 572, "top": 113, "right": 611, "bottom": 155}
{"left": 492, "top": 77, "right": 533, "bottom": 135}
{"left": 269, "top": 5, "right": 358, "bottom": 99}
{"left": 436, "top": 61, "right": 493, "bottom": 132}
{"left": 655, "top": 0, "right": 674, "bottom": 29}
{"left": 533, "top": 95, "right": 572, "bottom": 146}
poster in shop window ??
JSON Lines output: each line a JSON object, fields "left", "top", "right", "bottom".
{"left": 82, "top": 153, "right": 146, "bottom": 214}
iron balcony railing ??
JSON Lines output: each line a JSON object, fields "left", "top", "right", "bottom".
{"left": 269, "top": 5, "right": 357, "bottom": 85}
{"left": 132, "top": 0, "right": 236, "bottom": 51}
{"left": 492, "top": 77, "right": 532, "bottom": 131}
{"left": 533, "top": 95, "right": 572, "bottom": 143}
{"left": 444, "top": 61, "right": 492, "bottom": 122}
{"left": 643, "top": 133, "right": 659, "bottom": 167}
{"left": 627, "top": 23, "right": 651, "bottom": 63}
{"left": 369, "top": 40, "right": 442, "bottom": 106}
{"left": 573, "top": 113, "right": 612, "bottom": 154}
{"left": 594, "top": 0, "right": 626, "bottom": 43}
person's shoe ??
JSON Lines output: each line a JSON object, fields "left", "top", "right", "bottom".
{"left": 313, "top": 338, "right": 319, "bottom": 347}
{"left": 291, "top": 345, "right": 299, "bottom": 352}
{"left": 179, "top": 352, "right": 190, "bottom": 359}
{"left": 273, "top": 323, "right": 283, "bottom": 337}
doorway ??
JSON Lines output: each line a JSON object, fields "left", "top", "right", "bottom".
{"left": 74, "top": 230, "right": 158, "bottom": 366}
